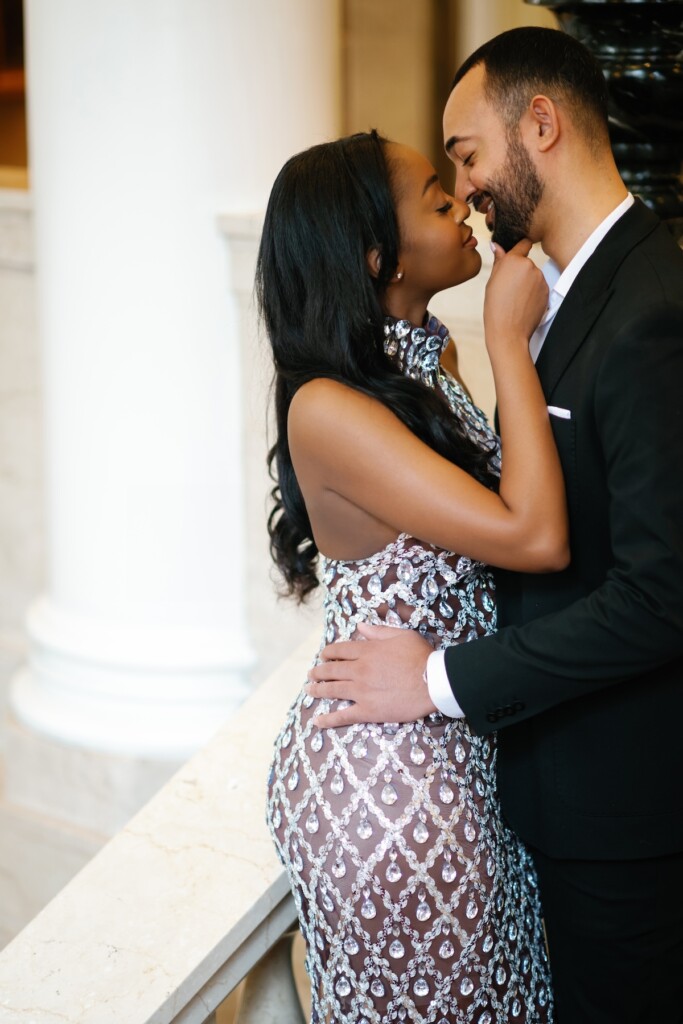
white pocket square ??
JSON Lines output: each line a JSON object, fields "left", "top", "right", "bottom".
{"left": 547, "top": 405, "right": 571, "bottom": 420}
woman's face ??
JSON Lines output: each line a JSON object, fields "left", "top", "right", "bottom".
{"left": 389, "top": 143, "right": 481, "bottom": 301}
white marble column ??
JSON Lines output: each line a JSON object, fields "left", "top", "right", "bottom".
{"left": 10, "top": 0, "right": 340, "bottom": 762}
{"left": 0, "top": 0, "right": 339, "bottom": 949}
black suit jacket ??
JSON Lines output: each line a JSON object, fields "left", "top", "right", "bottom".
{"left": 446, "top": 200, "right": 683, "bottom": 860}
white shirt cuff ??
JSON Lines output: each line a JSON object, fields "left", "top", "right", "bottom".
{"left": 426, "top": 649, "right": 465, "bottom": 719}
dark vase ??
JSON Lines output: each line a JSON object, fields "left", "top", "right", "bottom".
{"left": 525, "top": 0, "right": 683, "bottom": 239}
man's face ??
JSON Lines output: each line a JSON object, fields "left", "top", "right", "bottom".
{"left": 443, "top": 64, "right": 544, "bottom": 251}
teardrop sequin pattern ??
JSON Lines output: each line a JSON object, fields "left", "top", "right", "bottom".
{"left": 266, "top": 312, "right": 552, "bottom": 1022}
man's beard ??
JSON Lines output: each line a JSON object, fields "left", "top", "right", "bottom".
{"left": 477, "top": 133, "right": 544, "bottom": 252}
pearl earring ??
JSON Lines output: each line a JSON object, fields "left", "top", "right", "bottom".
{"left": 396, "top": 271, "right": 403, "bottom": 281}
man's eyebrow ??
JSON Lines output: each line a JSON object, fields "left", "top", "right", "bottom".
{"left": 421, "top": 173, "right": 439, "bottom": 197}
{"left": 444, "top": 134, "right": 472, "bottom": 154}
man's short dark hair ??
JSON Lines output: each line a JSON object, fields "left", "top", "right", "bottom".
{"left": 452, "top": 27, "right": 609, "bottom": 147}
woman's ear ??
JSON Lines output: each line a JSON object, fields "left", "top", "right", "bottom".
{"left": 366, "top": 245, "right": 382, "bottom": 279}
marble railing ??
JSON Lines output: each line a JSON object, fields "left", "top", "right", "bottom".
{"left": 0, "top": 632, "right": 317, "bottom": 1024}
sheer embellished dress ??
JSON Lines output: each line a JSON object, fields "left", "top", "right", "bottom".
{"left": 266, "top": 315, "right": 553, "bottom": 1024}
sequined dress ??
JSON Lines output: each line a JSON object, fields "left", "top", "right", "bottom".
{"left": 266, "top": 315, "right": 553, "bottom": 1023}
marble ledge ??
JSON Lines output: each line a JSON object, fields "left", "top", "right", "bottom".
{"left": 0, "top": 629, "right": 317, "bottom": 1024}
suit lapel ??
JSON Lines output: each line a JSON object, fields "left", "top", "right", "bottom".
{"left": 535, "top": 199, "right": 661, "bottom": 400}
{"left": 535, "top": 288, "right": 611, "bottom": 399}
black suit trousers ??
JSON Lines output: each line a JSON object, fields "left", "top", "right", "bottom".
{"left": 529, "top": 845, "right": 683, "bottom": 1023}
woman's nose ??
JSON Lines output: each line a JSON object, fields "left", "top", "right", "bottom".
{"left": 453, "top": 199, "right": 471, "bottom": 224}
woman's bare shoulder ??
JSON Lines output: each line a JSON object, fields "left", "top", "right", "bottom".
{"left": 288, "top": 378, "right": 408, "bottom": 484}
{"left": 289, "top": 378, "right": 391, "bottom": 437}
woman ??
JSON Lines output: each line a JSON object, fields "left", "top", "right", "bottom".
{"left": 259, "top": 131, "right": 565, "bottom": 1023}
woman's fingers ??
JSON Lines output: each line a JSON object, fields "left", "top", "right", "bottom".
{"left": 506, "top": 236, "right": 534, "bottom": 257}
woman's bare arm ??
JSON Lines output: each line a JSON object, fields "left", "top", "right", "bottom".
{"left": 290, "top": 240, "right": 567, "bottom": 573}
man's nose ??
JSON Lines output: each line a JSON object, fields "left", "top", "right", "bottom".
{"left": 453, "top": 174, "right": 473, "bottom": 205}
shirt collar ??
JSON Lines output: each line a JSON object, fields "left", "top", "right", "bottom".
{"left": 541, "top": 193, "right": 634, "bottom": 298}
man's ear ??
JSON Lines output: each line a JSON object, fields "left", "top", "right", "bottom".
{"left": 524, "top": 94, "right": 560, "bottom": 153}
{"left": 366, "top": 245, "right": 382, "bottom": 279}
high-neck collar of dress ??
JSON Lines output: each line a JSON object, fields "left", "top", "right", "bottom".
{"left": 383, "top": 312, "right": 450, "bottom": 382}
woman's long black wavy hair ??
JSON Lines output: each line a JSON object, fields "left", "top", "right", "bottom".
{"left": 255, "top": 131, "right": 497, "bottom": 602}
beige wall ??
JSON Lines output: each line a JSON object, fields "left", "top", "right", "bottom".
{"left": 454, "top": 0, "right": 557, "bottom": 64}
{"left": 343, "top": 0, "right": 437, "bottom": 152}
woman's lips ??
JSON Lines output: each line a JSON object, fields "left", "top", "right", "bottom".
{"left": 463, "top": 229, "right": 478, "bottom": 249}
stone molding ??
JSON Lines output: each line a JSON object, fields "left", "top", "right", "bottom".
{"left": 0, "top": 190, "right": 33, "bottom": 272}
{"left": 11, "top": 596, "right": 253, "bottom": 759}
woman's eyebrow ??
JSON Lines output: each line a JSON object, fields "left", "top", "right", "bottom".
{"left": 422, "top": 173, "right": 439, "bottom": 197}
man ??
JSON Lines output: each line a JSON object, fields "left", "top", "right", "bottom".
{"left": 308, "top": 27, "right": 683, "bottom": 1022}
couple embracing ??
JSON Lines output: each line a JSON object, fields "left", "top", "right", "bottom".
{"left": 260, "top": 27, "right": 683, "bottom": 1024}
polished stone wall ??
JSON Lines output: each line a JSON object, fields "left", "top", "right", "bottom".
{"left": 528, "top": 0, "right": 683, "bottom": 238}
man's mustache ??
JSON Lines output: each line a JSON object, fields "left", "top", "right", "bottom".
{"left": 471, "top": 191, "right": 494, "bottom": 215}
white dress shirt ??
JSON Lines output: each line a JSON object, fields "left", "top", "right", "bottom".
{"left": 426, "top": 194, "right": 634, "bottom": 719}
{"left": 529, "top": 193, "right": 634, "bottom": 362}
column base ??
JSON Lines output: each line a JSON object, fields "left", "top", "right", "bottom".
{"left": 10, "top": 597, "right": 254, "bottom": 759}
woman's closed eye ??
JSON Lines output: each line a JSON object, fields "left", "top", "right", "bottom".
{"left": 436, "top": 200, "right": 453, "bottom": 215}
